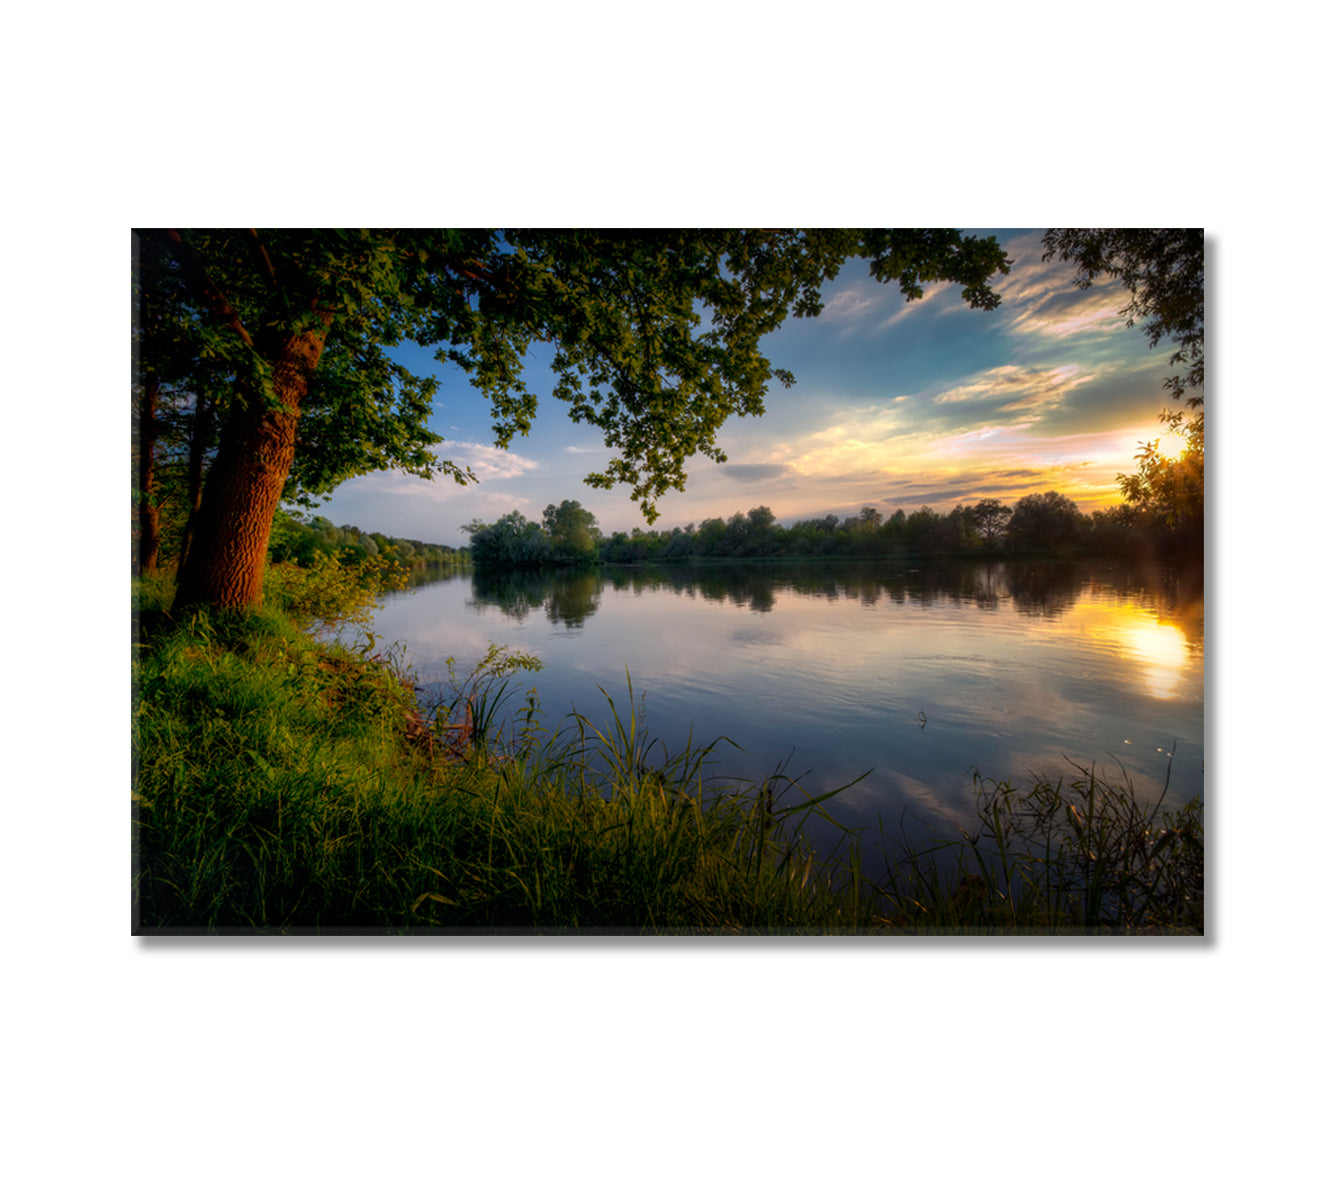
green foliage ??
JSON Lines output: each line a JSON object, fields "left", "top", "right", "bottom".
{"left": 263, "top": 550, "right": 407, "bottom": 633}
{"left": 1043, "top": 228, "right": 1204, "bottom": 408}
{"left": 1005, "top": 491, "right": 1086, "bottom": 552}
{"left": 132, "top": 608, "right": 878, "bottom": 931}
{"left": 972, "top": 498, "right": 1012, "bottom": 547}
{"left": 463, "top": 501, "right": 602, "bottom": 569}
{"left": 596, "top": 493, "right": 1091, "bottom": 561}
{"left": 269, "top": 510, "right": 465, "bottom": 571}
{"left": 519, "top": 230, "right": 1010, "bottom": 520}
{"left": 287, "top": 326, "right": 473, "bottom": 507}
{"left": 464, "top": 510, "right": 549, "bottom": 570}
{"left": 133, "top": 568, "right": 178, "bottom": 617}
{"left": 584, "top": 480, "right": 1203, "bottom": 564}
{"left": 1118, "top": 410, "right": 1204, "bottom": 541}
{"left": 542, "top": 499, "right": 601, "bottom": 564}
{"left": 432, "top": 642, "right": 546, "bottom": 754}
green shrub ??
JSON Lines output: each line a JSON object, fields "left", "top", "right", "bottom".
{"left": 263, "top": 551, "right": 408, "bottom": 632}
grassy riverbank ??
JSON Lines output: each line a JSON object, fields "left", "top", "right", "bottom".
{"left": 132, "top": 568, "right": 1203, "bottom": 934}
{"left": 132, "top": 575, "right": 879, "bottom": 932}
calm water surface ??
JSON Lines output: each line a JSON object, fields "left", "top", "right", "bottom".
{"left": 365, "top": 557, "right": 1204, "bottom": 859}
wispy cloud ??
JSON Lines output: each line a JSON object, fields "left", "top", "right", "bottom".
{"left": 816, "top": 282, "right": 888, "bottom": 326}
{"left": 438, "top": 440, "right": 539, "bottom": 481}
{"left": 1009, "top": 289, "right": 1127, "bottom": 342}
{"left": 772, "top": 406, "right": 917, "bottom": 480}
{"left": 931, "top": 363, "right": 1097, "bottom": 416}
{"left": 816, "top": 274, "right": 979, "bottom": 334}
{"left": 998, "top": 230, "right": 1131, "bottom": 343}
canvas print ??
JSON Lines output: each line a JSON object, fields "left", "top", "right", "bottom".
{"left": 131, "top": 228, "right": 1204, "bottom": 935}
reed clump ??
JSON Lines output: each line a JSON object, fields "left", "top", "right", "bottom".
{"left": 870, "top": 762, "right": 1204, "bottom": 934}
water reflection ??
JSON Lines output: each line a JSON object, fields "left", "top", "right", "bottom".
{"left": 1126, "top": 620, "right": 1191, "bottom": 700}
{"left": 547, "top": 570, "right": 602, "bottom": 628}
{"left": 378, "top": 556, "right": 1204, "bottom": 861}
{"left": 470, "top": 567, "right": 602, "bottom": 628}
{"left": 447, "top": 557, "right": 1205, "bottom": 710}
{"left": 1083, "top": 601, "right": 1195, "bottom": 700}
{"left": 565, "top": 557, "right": 1197, "bottom": 625}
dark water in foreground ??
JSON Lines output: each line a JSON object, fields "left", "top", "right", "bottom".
{"left": 364, "top": 557, "right": 1204, "bottom": 861}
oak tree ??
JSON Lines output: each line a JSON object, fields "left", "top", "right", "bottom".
{"left": 139, "top": 228, "right": 1011, "bottom": 613}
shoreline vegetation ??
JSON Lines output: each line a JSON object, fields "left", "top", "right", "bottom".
{"left": 262, "top": 480, "right": 1202, "bottom": 579}
{"left": 359, "top": 487, "right": 1199, "bottom": 576}
{"left": 132, "top": 549, "right": 1203, "bottom": 935}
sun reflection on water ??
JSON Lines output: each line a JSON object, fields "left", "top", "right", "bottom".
{"left": 1081, "top": 599, "right": 1195, "bottom": 700}
{"left": 1123, "top": 620, "right": 1192, "bottom": 699}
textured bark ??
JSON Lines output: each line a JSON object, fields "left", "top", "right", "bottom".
{"left": 136, "top": 376, "right": 161, "bottom": 575}
{"left": 171, "top": 327, "right": 329, "bottom": 612}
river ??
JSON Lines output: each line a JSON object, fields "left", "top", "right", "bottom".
{"left": 361, "top": 556, "right": 1204, "bottom": 863}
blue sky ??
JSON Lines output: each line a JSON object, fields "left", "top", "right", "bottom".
{"left": 305, "top": 229, "right": 1186, "bottom": 545}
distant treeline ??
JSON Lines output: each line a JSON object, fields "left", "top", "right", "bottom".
{"left": 269, "top": 511, "right": 468, "bottom": 570}
{"left": 464, "top": 489, "right": 1201, "bottom": 570}
{"left": 264, "top": 488, "right": 1201, "bottom": 580}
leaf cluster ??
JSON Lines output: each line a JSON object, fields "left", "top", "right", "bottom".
{"left": 1117, "top": 409, "right": 1204, "bottom": 533}
{"left": 1042, "top": 228, "right": 1204, "bottom": 407}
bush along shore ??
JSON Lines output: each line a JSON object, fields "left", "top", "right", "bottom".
{"left": 132, "top": 561, "right": 1203, "bottom": 935}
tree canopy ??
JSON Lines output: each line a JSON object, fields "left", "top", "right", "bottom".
{"left": 137, "top": 228, "right": 1013, "bottom": 610}
{"left": 1117, "top": 409, "right": 1204, "bottom": 537}
{"left": 1042, "top": 228, "right": 1204, "bottom": 408}
{"left": 542, "top": 499, "right": 601, "bottom": 564}
{"left": 1005, "top": 491, "right": 1084, "bottom": 552}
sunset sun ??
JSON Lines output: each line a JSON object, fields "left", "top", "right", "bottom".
{"left": 1153, "top": 425, "right": 1191, "bottom": 460}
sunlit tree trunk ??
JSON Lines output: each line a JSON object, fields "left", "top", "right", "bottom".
{"left": 171, "top": 328, "right": 328, "bottom": 613}
{"left": 136, "top": 376, "right": 161, "bottom": 576}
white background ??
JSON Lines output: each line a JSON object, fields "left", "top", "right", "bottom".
{"left": 4, "top": 3, "right": 1326, "bottom": 1196}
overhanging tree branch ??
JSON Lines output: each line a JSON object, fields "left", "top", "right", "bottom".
{"left": 157, "top": 228, "right": 256, "bottom": 353}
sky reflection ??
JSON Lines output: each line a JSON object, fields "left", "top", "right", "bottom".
{"left": 367, "top": 560, "right": 1203, "bottom": 858}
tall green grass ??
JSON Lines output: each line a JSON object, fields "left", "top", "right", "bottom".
{"left": 132, "top": 566, "right": 1202, "bottom": 934}
{"left": 132, "top": 590, "right": 875, "bottom": 931}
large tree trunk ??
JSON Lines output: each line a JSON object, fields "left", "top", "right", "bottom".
{"left": 171, "top": 328, "right": 328, "bottom": 613}
{"left": 136, "top": 376, "right": 161, "bottom": 575}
